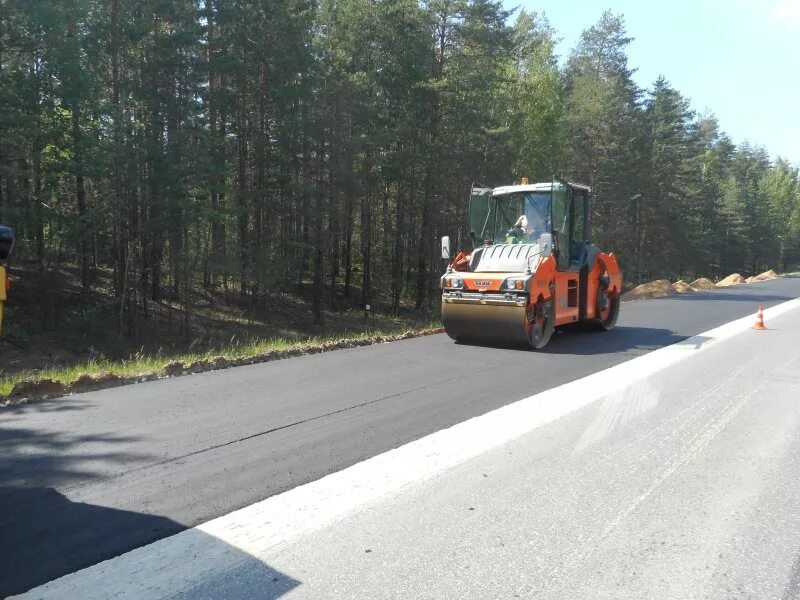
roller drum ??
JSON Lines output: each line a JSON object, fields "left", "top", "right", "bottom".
{"left": 441, "top": 298, "right": 531, "bottom": 346}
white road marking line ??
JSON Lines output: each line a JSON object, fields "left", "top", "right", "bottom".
{"left": 15, "top": 298, "right": 800, "bottom": 599}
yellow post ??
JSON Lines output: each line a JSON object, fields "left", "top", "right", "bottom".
{"left": 0, "top": 266, "right": 6, "bottom": 336}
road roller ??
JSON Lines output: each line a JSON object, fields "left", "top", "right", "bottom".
{"left": 440, "top": 178, "right": 622, "bottom": 349}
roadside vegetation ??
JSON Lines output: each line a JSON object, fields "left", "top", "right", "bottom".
{"left": 0, "top": 323, "right": 442, "bottom": 405}
{"left": 1, "top": 262, "right": 440, "bottom": 404}
{"left": 1, "top": 2, "right": 799, "bottom": 391}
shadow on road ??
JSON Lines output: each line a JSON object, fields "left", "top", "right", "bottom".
{"left": 0, "top": 485, "right": 181, "bottom": 596}
{"left": 0, "top": 402, "right": 300, "bottom": 597}
{"left": 0, "top": 423, "right": 144, "bottom": 489}
{"left": 453, "top": 325, "right": 689, "bottom": 355}
{"left": 660, "top": 291, "right": 793, "bottom": 304}
{"left": 545, "top": 325, "right": 688, "bottom": 355}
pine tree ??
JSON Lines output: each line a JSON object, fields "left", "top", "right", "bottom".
{"left": 562, "top": 11, "right": 644, "bottom": 269}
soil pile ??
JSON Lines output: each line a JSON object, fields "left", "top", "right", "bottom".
{"left": 621, "top": 279, "right": 673, "bottom": 301}
{"left": 716, "top": 273, "right": 746, "bottom": 287}
{"left": 689, "top": 277, "right": 715, "bottom": 290}
{"left": 671, "top": 280, "right": 694, "bottom": 294}
{"left": 749, "top": 269, "right": 779, "bottom": 282}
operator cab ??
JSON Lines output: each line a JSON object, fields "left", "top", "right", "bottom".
{"left": 467, "top": 177, "right": 591, "bottom": 273}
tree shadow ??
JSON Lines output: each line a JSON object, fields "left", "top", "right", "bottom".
{"left": 1, "top": 398, "right": 94, "bottom": 416}
{"left": 0, "top": 404, "right": 300, "bottom": 597}
{"left": 0, "top": 422, "right": 145, "bottom": 489}
{"left": 0, "top": 487, "right": 300, "bottom": 598}
{"left": 170, "top": 549, "right": 301, "bottom": 600}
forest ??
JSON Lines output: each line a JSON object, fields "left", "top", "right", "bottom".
{"left": 1, "top": 0, "right": 799, "bottom": 341}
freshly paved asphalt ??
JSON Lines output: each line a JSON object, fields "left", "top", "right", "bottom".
{"left": 1, "top": 277, "right": 799, "bottom": 596}
{"left": 259, "top": 298, "right": 800, "bottom": 599}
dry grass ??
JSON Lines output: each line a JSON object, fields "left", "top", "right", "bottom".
{"left": 0, "top": 323, "right": 442, "bottom": 403}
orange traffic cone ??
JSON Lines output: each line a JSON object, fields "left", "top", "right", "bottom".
{"left": 753, "top": 305, "right": 766, "bottom": 330}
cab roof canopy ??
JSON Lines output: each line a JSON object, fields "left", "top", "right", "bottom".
{"left": 492, "top": 181, "right": 591, "bottom": 196}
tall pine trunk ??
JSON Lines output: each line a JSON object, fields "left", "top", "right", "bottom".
{"left": 236, "top": 82, "right": 249, "bottom": 296}
{"left": 72, "top": 106, "right": 90, "bottom": 292}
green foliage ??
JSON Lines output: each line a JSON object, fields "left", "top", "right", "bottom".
{"left": 1, "top": 0, "right": 798, "bottom": 342}
{"left": 505, "top": 10, "right": 562, "bottom": 180}
{"left": 562, "top": 12, "right": 644, "bottom": 261}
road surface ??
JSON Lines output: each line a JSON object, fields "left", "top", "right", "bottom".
{"left": 2, "top": 277, "right": 800, "bottom": 597}
{"left": 254, "top": 299, "right": 800, "bottom": 599}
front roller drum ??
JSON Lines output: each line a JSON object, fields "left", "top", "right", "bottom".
{"left": 442, "top": 298, "right": 554, "bottom": 349}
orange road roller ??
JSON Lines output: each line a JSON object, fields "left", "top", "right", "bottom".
{"left": 440, "top": 178, "right": 622, "bottom": 349}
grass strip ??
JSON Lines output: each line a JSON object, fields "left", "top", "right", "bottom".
{"left": 1, "top": 323, "right": 443, "bottom": 405}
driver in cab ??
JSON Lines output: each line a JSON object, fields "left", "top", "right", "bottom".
{"left": 506, "top": 215, "right": 530, "bottom": 244}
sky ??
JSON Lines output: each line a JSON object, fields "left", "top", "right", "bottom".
{"left": 508, "top": 0, "right": 800, "bottom": 165}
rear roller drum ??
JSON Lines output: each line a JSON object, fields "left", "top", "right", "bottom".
{"left": 528, "top": 297, "right": 555, "bottom": 349}
{"left": 594, "top": 278, "right": 620, "bottom": 331}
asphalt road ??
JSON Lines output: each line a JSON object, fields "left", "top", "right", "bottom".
{"left": 253, "top": 297, "right": 800, "bottom": 599}
{"left": 2, "top": 277, "right": 800, "bottom": 597}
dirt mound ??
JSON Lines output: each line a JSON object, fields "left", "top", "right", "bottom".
{"left": 689, "top": 277, "right": 715, "bottom": 290}
{"left": 621, "top": 279, "right": 673, "bottom": 301}
{"left": 671, "top": 280, "right": 694, "bottom": 294}
{"left": 750, "top": 269, "right": 779, "bottom": 282}
{"left": 162, "top": 361, "right": 185, "bottom": 377}
{"left": 716, "top": 273, "right": 746, "bottom": 287}
{"left": 70, "top": 373, "right": 124, "bottom": 393}
{"left": 210, "top": 356, "right": 232, "bottom": 369}
{"left": 8, "top": 378, "right": 68, "bottom": 401}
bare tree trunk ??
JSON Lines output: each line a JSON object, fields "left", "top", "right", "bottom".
{"left": 110, "top": 0, "right": 126, "bottom": 299}
{"left": 344, "top": 186, "right": 353, "bottom": 299}
{"left": 392, "top": 181, "right": 405, "bottom": 315}
{"left": 312, "top": 141, "right": 325, "bottom": 325}
{"left": 415, "top": 15, "right": 446, "bottom": 311}
{"left": 207, "top": 6, "right": 226, "bottom": 285}
{"left": 328, "top": 172, "right": 339, "bottom": 309}
{"left": 328, "top": 99, "right": 340, "bottom": 309}
{"left": 236, "top": 79, "right": 249, "bottom": 296}
{"left": 360, "top": 153, "right": 373, "bottom": 309}
{"left": 72, "top": 106, "right": 90, "bottom": 292}
{"left": 33, "top": 140, "right": 44, "bottom": 271}
{"left": 255, "top": 62, "right": 269, "bottom": 303}
{"left": 147, "top": 18, "right": 163, "bottom": 302}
